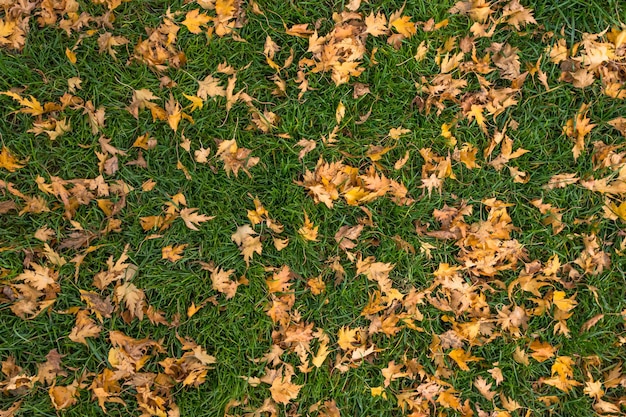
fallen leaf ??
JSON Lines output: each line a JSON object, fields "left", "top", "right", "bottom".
{"left": 0, "top": 146, "right": 25, "bottom": 172}
{"left": 162, "top": 244, "right": 188, "bottom": 262}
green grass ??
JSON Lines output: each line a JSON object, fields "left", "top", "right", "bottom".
{"left": 2, "top": 0, "right": 626, "bottom": 416}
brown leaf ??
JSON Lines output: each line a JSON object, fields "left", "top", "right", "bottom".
{"left": 580, "top": 314, "right": 604, "bottom": 333}
{"left": 68, "top": 310, "right": 102, "bottom": 344}
{"left": 49, "top": 382, "right": 79, "bottom": 410}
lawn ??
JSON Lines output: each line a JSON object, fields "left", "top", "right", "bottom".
{"left": 1, "top": 0, "right": 626, "bottom": 415}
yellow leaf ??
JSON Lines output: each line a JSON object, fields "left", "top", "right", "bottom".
{"left": 65, "top": 48, "right": 77, "bottom": 64}
{"left": 232, "top": 225, "right": 262, "bottom": 265}
{"left": 552, "top": 291, "right": 577, "bottom": 312}
{"left": 335, "top": 101, "right": 345, "bottom": 124}
{"left": 182, "top": 93, "right": 204, "bottom": 112}
{"left": 448, "top": 348, "right": 481, "bottom": 371}
{"left": 337, "top": 326, "right": 359, "bottom": 351}
{"left": 166, "top": 95, "right": 182, "bottom": 132}
{"left": 312, "top": 341, "right": 329, "bottom": 368}
{"left": 0, "top": 146, "right": 25, "bottom": 172}
{"left": 215, "top": 0, "right": 236, "bottom": 19}
{"left": 370, "top": 386, "right": 387, "bottom": 399}
{"left": 184, "top": 301, "right": 202, "bottom": 319}
{"left": 298, "top": 211, "right": 319, "bottom": 241}
{"left": 285, "top": 23, "right": 313, "bottom": 37}
{"left": 391, "top": 16, "right": 416, "bottom": 38}
{"left": 182, "top": 9, "right": 212, "bottom": 34}
{"left": 0, "top": 91, "right": 45, "bottom": 116}
{"left": 414, "top": 40, "right": 429, "bottom": 61}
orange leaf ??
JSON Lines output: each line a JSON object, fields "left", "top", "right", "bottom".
{"left": 269, "top": 374, "right": 302, "bottom": 404}
{"left": 162, "top": 244, "right": 187, "bottom": 262}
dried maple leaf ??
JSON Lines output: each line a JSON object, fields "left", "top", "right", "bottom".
{"left": 552, "top": 291, "right": 577, "bottom": 312}
{"left": 307, "top": 276, "right": 326, "bottom": 295}
{"left": 488, "top": 136, "right": 529, "bottom": 170}
{"left": 473, "top": 376, "right": 496, "bottom": 400}
{"left": 231, "top": 225, "right": 262, "bottom": 265}
{"left": 563, "top": 103, "right": 596, "bottom": 160}
{"left": 488, "top": 366, "right": 504, "bottom": 385}
{"left": 180, "top": 208, "right": 214, "bottom": 230}
{"left": 502, "top": 0, "right": 537, "bottom": 29}
{"left": 608, "top": 117, "right": 626, "bottom": 136}
{"left": 162, "top": 244, "right": 187, "bottom": 262}
{"left": 390, "top": 15, "right": 416, "bottom": 38}
{"left": 334, "top": 224, "right": 363, "bottom": 251}
{"left": 216, "top": 139, "right": 259, "bottom": 177}
{"left": 544, "top": 173, "right": 579, "bottom": 189}
{"left": 356, "top": 256, "right": 394, "bottom": 294}
{"left": 36, "top": 349, "right": 66, "bottom": 385}
{"left": 269, "top": 372, "right": 302, "bottom": 404}
{"left": 97, "top": 32, "right": 129, "bottom": 59}
{"left": 364, "top": 12, "right": 388, "bottom": 37}
{"left": 68, "top": 310, "right": 102, "bottom": 344}
{"left": 335, "top": 101, "right": 345, "bottom": 124}
{"left": 182, "top": 9, "right": 211, "bottom": 34}
{"left": 449, "top": 0, "right": 494, "bottom": 23}
{"left": 529, "top": 340, "right": 557, "bottom": 362}
{"left": 0, "top": 146, "right": 25, "bottom": 172}
{"left": 298, "top": 211, "right": 319, "bottom": 241}
{"left": 541, "top": 356, "right": 582, "bottom": 392}
{"left": 296, "top": 139, "right": 316, "bottom": 160}
{"left": 114, "top": 282, "right": 146, "bottom": 320}
{"left": 197, "top": 75, "right": 226, "bottom": 99}
{"left": 183, "top": 94, "right": 204, "bottom": 113}
{"left": 266, "top": 266, "right": 293, "bottom": 294}
{"left": 381, "top": 361, "right": 409, "bottom": 387}
{"left": 439, "top": 52, "right": 464, "bottom": 73}
{"left": 0, "top": 91, "right": 45, "bottom": 116}
{"left": 165, "top": 94, "right": 183, "bottom": 131}
{"left": 82, "top": 100, "right": 106, "bottom": 134}
{"left": 580, "top": 314, "right": 604, "bottom": 333}
{"left": 448, "top": 348, "right": 482, "bottom": 371}
{"left": 210, "top": 267, "right": 238, "bottom": 299}
{"left": 16, "top": 264, "right": 57, "bottom": 290}
{"left": 285, "top": 23, "right": 313, "bottom": 37}
{"left": 28, "top": 118, "right": 71, "bottom": 141}
{"left": 49, "top": 381, "right": 79, "bottom": 410}
{"left": 80, "top": 290, "right": 114, "bottom": 321}
{"left": 127, "top": 89, "right": 160, "bottom": 119}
